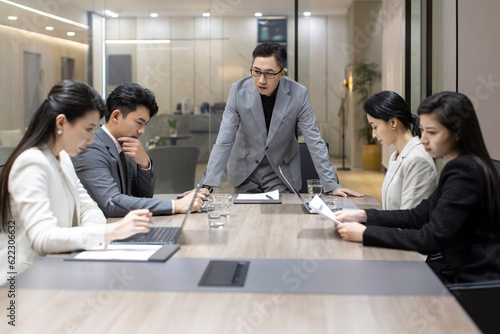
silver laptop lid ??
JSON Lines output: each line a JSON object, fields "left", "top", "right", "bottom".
{"left": 278, "top": 165, "right": 308, "bottom": 204}
{"left": 178, "top": 183, "right": 202, "bottom": 230}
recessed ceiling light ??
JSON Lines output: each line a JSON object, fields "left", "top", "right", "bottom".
{"left": 202, "top": 12, "right": 210, "bottom": 17}
{"left": 150, "top": 13, "right": 158, "bottom": 18}
{"left": 303, "top": 11, "right": 312, "bottom": 17}
{"left": 45, "top": 26, "right": 54, "bottom": 31}
{"left": 254, "top": 12, "right": 263, "bottom": 17}
{"left": 67, "top": 32, "right": 76, "bottom": 37}
{"left": 7, "top": 16, "right": 17, "bottom": 20}
{"left": 3, "top": 1, "right": 87, "bottom": 29}
{"left": 104, "top": 10, "right": 119, "bottom": 18}
{"left": 106, "top": 39, "right": 172, "bottom": 45}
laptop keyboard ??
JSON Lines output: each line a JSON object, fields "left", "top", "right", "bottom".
{"left": 143, "top": 227, "right": 179, "bottom": 243}
{"left": 117, "top": 226, "right": 180, "bottom": 244}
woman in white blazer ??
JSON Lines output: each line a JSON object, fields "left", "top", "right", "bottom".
{"left": 0, "top": 81, "right": 152, "bottom": 280}
{"left": 363, "top": 91, "right": 437, "bottom": 210}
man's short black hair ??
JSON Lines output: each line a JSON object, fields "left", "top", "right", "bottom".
{"left": 105, "top": 83, "right": 159, "bottom": 122}
{"left": 252, "top": 42, "right": 287, "bottom": 70}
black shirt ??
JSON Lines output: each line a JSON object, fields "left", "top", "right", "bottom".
{"left": 260, "top": 83, "right": 279, "bottom": 133}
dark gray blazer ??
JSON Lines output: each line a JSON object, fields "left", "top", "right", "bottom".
{"left": 72, "top": 126, "right": 173, "bottom": 217}
{"left": 202, "top": 75, "right": 340, "bottom": 192}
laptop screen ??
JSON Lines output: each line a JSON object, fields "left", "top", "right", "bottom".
{"left": 278, "top": 165, "right": 307, "bottom": 203}
{"left": 178, "top": 183, "right": 202, "bottom": 230}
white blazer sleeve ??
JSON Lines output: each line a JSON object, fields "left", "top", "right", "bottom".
{"left": 9, "top": 152, "right": 106, "bottom": 256}
{"left": 399, "top": 155, "right": 438, "bottom": 210}
{"left": 77, "top": 176, "right": 107, "bottom": 227}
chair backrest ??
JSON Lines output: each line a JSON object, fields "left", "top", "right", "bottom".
{"left": 492, "top": 159, "right": 500, "bottom": 177}
{"left": 0, "top": 146, "right": 15, "bottom": 166}
{"left": 299, "top": 143, "right": 332, "bottom": 193}
{"left": 447, "top": 280, "right": 500, "bottom": 334}
{"left": 147, "top": 146, "right": 200, "bottom": 194}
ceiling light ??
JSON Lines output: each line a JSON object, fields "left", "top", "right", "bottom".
{"left": 1, "top": 0, "right": 88, "bottom": 29}
{"left": 254, "top": 12, "right": 263, "bottom": 17}
{"left": 303, "top": 11, "right": 312, "bottom": 17}
{"left": 106, "top": 39, "right": 172, "bottom": 45}
{"left": 202, "top": 12, "right": 210, "bottom": 17}
{"left": 150, "top": 13, "right": 158, "bottom": 18}
{"left": 104, "top": 9, "right": 119, "bottom": 18}
{"left": 7, "top": 16, "right": 17, "bottom": 20}
{"left": 45, "top": 26, "right": 54, "bottom": 31}
{"left": 67, "top": 31, "right": 76, "bottom": 37}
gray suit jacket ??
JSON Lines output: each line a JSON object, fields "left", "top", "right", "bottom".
{"left": 203, "top": 76, "right": 340, "bottom": 193}
{"left": 72, "top": 126, "right": 173, "bottom": 217}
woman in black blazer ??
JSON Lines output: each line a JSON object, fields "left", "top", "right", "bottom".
{"left": 335, "top": 91, "right": 500, "bottom": 283}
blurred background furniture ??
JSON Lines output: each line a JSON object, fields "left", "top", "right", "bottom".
{"left": 447, "top": 280, "right": 500, "bottom": 334}
{"left": 147, "top": 145, "right": 199, "bottom": 194}
{"left": 299, "top": 142, "right": 334, "bottom": 193}
{"left": 0, "top": 146, "right": 15, "bottom": 165}
{"left": 492, "top": 159, "right": 500, "bottom": 176}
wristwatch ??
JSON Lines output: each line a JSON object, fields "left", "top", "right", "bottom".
{"left": 201, "top": 184, "right": 213, "bottom": 193}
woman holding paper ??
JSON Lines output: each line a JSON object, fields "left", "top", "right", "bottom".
{"left": 0, "top": 80, "right": 151, "bottom": 280}
{"left": 335, "top": 91, "right": 500, "bottom": 283}
{"left": 363, "top": 91, "right": 437, "bottom": 209}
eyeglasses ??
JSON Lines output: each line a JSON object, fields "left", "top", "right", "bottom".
{"left": 250, "top": 67, "right": 283, "bottom": 79}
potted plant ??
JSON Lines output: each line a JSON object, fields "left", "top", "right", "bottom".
{"left": 167, "top": 117, "right": 178, "bottom": 137}
{"left": 351, "top": 60, "right": 382, "bottom": 170}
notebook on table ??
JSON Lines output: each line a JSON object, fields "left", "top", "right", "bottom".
{"left": 112, "top": 185, "right": 201, "bottom": 245}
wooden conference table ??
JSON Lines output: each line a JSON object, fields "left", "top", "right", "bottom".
{"left": 0, "top": 194, "right": 479, "bottom": 333}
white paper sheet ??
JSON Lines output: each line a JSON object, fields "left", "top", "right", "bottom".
{"left": 309, "top": 195, "right": 343, "bottom": 226}
{"left": 236, "top": 189, "right": 280, "bottom": 201}
{"left": 74, "top": 244, "right": 163, "bottom": 261}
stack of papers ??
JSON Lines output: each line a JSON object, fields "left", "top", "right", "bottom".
{"left": 308, "top": 195, "right": 343, "bottom": 226}
{"left": 73, "top": 244, "right": 163, "bottom": 261}
{"left": 236, "top": 189, "right": 280, "bottom": 201}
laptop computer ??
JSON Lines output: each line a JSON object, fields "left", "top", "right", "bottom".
{"left": 112, "top": 185, "right": 201, "bottom": 245}
{"left": 278, "top": 165, "right": 316, "bottom": 213}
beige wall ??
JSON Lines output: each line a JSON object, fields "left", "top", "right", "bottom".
{"left": 0, "top": 25, "right": 88, "bottom": 132}
{"left": 346, "top": 1, "right": 383, "bottom": 169}
{"left": 380, "top": 0, "right": 403, "bottom": 168}
{"left": 457, "top": 0, "right": 500, "bottom": 160}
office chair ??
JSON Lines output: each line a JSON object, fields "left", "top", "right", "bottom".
{"left": 298, "top": 143, "right": 336, "bottom": 193}
{"left": 447, "top": 280, "right": 500, "bottom": 334}
{"left": 492, "top": 159, "right": 500, "bottom": 176}
{"left": 147, "top": 146, "right": 199, "bottom": 194}
{"left": 0, "top": 146, "right": 14, "bottom": 166}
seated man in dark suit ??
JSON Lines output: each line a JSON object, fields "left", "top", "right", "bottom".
{"left": 72, "top": 83, "right": 203, "bottom": 217}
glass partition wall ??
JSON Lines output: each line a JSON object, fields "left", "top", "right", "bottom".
{"left": 1, "top": 0, "right": 385, "bottom": 189}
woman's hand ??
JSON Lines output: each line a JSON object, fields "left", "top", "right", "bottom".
{"left": 105, "top": 209, "right": 152, "bottom": 242}
{"left": 337, "top": 223, "right": 366, "bottom": 243}
{"left": 334, "top": 209, "right": 367, "bottom": 223}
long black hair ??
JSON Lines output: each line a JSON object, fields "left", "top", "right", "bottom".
{"left": 363, "top": 90, "right": 421, "bottom": 137}
{"left": 0, "top": 80, "right": 106, "bottom": 231}
{"left": 418, "top": 91, "right": 500, "bottom": 220}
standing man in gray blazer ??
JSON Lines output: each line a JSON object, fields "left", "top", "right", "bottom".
{"left": 72, "top": 83, "right": 203, "bottom": 217}
{"left": 200, "top": 43, "right": 361, "bottom": 197}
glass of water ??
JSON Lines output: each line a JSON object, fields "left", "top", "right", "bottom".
{"left": 307, "top": 179, "right": 323, "bottom": 199}
{"left": 322, "top": 195, "right": 343, "bottom": 212}
{"left": 211, "top": 194, "right": 233, "bottom": 216}
{"left": 207, "top": 202, "right": 227, "bottom": 228}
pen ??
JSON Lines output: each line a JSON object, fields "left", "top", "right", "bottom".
{"left": 266, "top": 195, "right": 273, "bottom": 200}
